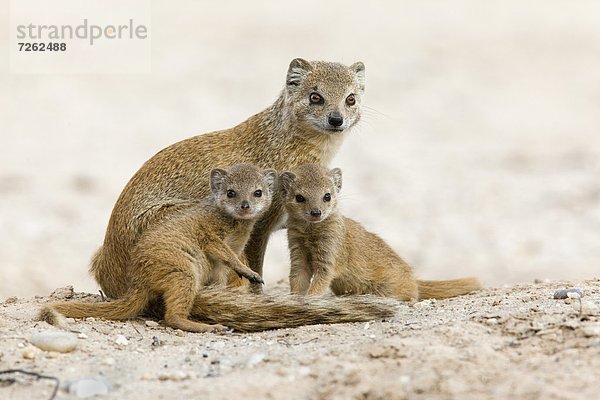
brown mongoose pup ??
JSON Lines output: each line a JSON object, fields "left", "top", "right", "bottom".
{"left": 41, "top": 164, "right": 399, "bottom": 332}
{"left": 281, "top": 164, "right": 482, "bottom": 300}
{"left": 92, "top": 58, "right": 366, "bottom": 298}
{"left": 41, "top": 164, "right": 276, "bottom": 332}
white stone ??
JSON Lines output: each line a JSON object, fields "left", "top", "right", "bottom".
{"left": 29, "top": 331, "right": 78, "bottom": 353}
{"left": 68, "top": 378, "right": 111, "bottom": 398}
{"left": 145, "top": 320, "right": 159, "bottom": 327}
{"left": 114, "top": 334, "right": 129, "bottom": 346}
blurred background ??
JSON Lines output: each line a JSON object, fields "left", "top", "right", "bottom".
{"left": 1, "top": 1, "right": 599, "bottom": 298}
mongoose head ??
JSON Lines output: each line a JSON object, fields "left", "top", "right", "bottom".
{"left": 210, "top": 163, "right": 277, "bottom": 220}
{"left": 280, "top": 164, "right": 342, "bottom": 223}
{"left": 285, "top": 58, "right": 365, "bottom": 134}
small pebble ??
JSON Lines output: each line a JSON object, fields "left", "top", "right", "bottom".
{"left": 151, "top": 336, "right": 162, "bottom": 347}
{"left": 22, "top": 348, "right": 36, "bottom": 359}
{"left": 29, "top": 331, "right": 78, "bottom": 353}
{"left": 85, "top": 317, "right": 95, "bottom": 322}
{"left": 145, "top": 320, "right": 159, "bottom": 327}
{"left": 413, "top": 299, "right": 434, "bottom": 309}
{"left": 68, "top": 377, "right": 111, "bottom": 398}
{"left": 50, "top": 286, "right": 74, "bottom": 299}
{"left": 3, "top": 296, "right": 17, "bottom": 304}
{"left": 553, "top": 288, "right": 583, "bottom": 300}
{"left": 77, "top": 333, "right": 88, "bottom": 339}
{"left": 114, "top": 335, "right": 129, "bottom": 346}
{"left": 158, "top": 371, "right": 190, "bottom": 381}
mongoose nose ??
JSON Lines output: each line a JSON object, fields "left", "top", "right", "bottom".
{"left": 310, "top": 209, "right": 322, "bottom": 217}
{"left": 240, "top": 200, "right": 250, "bottom": 209}
{"left": 328, "top": 112, "right": 344, "bottom": 127}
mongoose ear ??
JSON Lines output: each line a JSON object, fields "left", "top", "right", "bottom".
{"left": 279, "top": 171, "right": 296, "bottom": 198}
{"left": 286, "top": 58, "right": 312, "bottom": 88}
{"left": 210, "top": 168, "right": 228, "bottom": 194}
{"left": 350, "top": 61, "right": 365, "bottom": 92}
{"left": 262, "top": 169, "right": 277, "bottom": 192}
{"left": 329, "top": 168, "right": 343, "bottom": 192}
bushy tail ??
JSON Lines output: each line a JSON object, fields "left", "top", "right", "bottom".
{"left": 417, "top": 277, "right": 481, "bottom": 300}
{"left": 189, "top": 287, "right": 398, "bottom": 332}
{"left": 39, "top": 288, "right": 149, "bottom": 325}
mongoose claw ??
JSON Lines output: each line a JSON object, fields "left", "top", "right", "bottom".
{"left": 246, "top": 272, "right": 264, "bottom": 285}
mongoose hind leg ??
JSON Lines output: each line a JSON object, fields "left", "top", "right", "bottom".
{"left": 160, "top": 273, "right": 227, "bottom": 333}
{"left": 91, "top": 201, "right": 197, "bottom": 299}
{"left": 388, "top": 275, "right": 419, "bottom": 302}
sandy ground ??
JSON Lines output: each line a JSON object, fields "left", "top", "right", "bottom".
{"left": 1, "top": 280, "right": 599, "bottom": 399}
{"left": 1, "top": 1, "right": 600, "bottom": 398}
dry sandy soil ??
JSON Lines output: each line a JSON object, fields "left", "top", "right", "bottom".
{"left": 2, "top": 0, "right": 600, "bottom": 399}
{"left": 1, "top": 280, "right": 599, "bottom": 399}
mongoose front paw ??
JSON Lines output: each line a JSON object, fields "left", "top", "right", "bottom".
{"left": 245, "top": 272, "right": 264, "bottom": 285}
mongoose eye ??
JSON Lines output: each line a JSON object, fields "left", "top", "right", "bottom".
{"left": 295, "top": 194, "right": 305, "bottom": 203}
{"left": 227, "top": 190, "right": 236, "bottom": 198}
{"left": 323, "top": 193, "right": 331, "bottom": 202}
{"left": 346, "top": 94, "right": 356, "bottom": 106}
{"left": 309, "top": 92, "right": 324, "bottom": 105}
{"left": 254, "top": 190, "right": 262, "bottom": 197}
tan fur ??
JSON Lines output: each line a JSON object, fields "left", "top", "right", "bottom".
{"left": 42, "top": 164, "right": 276, "bottom": 332}
{"left": 281, "top": 165, "right": 482, "bottom": 301}
{"left": 40, "top": 286, "right": 398, "bottom": 333}
{"left": 91, "top": 58, "right": 366, "bottom": 298}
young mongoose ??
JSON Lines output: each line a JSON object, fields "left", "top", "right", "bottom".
{"left": 41, "top": 164, "right": 399, "bottom": 332}
{"left": 281, "top": 164, "right": 482, "bottom": 300}
{"left": 92, "top": 58, "right": 366, "bottom": 299}
{"left": 42, "top": 164, "right": 275, "bottom": 332}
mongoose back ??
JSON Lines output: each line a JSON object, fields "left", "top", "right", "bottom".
{"left": 281, "top": 164, "right": 482, "bottom": 300}
{"left": 42, "top": 164, "right": 276, "bottom": 332}
{"left": 92, "top": 58, "right": 366, "bottom": 298}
